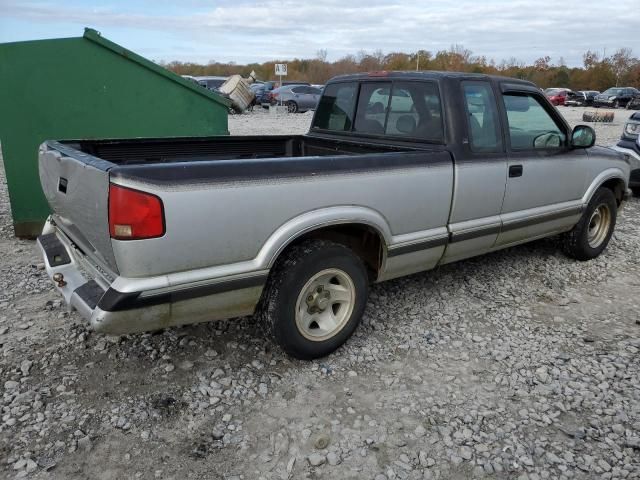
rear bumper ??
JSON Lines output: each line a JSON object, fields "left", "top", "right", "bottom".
{"left": 38, "top": 221, "right": 266, "bottom": 334}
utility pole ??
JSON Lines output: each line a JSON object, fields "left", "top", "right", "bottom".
{"left": 416, "top": 51, "right": 420, "bottom": 71}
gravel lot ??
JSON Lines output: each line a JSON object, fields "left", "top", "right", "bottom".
{"left": 1, "top": 106, "right": 639, "bottom": 480}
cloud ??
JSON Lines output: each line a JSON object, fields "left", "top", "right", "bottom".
{"left": 1, "top": 0, "right": 638, "bottom": 66}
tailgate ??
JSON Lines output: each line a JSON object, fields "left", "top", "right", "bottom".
{"left": 39, "top": 142, "right": 118, "bottom": 272}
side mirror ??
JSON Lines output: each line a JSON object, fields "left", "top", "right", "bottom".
{"left": 571, "top": 125, "right": 596, "bottom": 148}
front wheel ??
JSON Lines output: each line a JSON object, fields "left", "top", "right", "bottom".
{"left": 614, "top": 100, "right": 620, "bottom": 108}
{"left": 563, "top": 188, "right": 617, "bottom": 261}
{"left": 259, "top": 240, "right": 368, "bottom": 359}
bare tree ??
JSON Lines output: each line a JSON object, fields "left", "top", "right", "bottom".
{"left": 610, "top": 48, "right": 634, "bottom": 86}
{"left": 316, "top": 49, "right": 328, "bottom": 62}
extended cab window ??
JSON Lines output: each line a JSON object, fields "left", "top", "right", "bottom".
{"left": 462, "top": 81, "right": 501, "bottom": 152}
{"left": 354, "top": 83, "right": 390, "bottom": 134}
{"left": 312, "top": 82, "right": 357, "bottom": 132}
{"left": 503, "top": 94, "right": 566, "bottom": 150}
{"left": 385, "top": 82, "right": 443, "bottom": 141}
{"left": 352, "top": 81, "right": 443, "bottom": 141}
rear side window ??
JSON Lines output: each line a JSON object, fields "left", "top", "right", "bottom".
{"left": 461, "top": 81, "right": 502, "bottom": 152}
{"left": 354, "top": 83, "right": 390, "bottom": 134}
{"left": 312, "top": 82, "right": 358, "bottom": 132}
{"left": 384, "top": 81, "right": 443, "bottom": 141}
{"left": 352, "top": 81, "right": 443, "bottom": 141}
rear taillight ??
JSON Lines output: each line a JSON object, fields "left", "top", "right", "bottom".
{"left": 109, "top": 184, "right": 165, "bottom": 240}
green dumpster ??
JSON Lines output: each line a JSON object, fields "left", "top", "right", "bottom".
{"left": 0, "top": 28, "right": 230, "bottom": 237}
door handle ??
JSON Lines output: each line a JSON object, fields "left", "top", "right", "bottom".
{"left": 509, "top": 165, "right": 523, "bottom": 178}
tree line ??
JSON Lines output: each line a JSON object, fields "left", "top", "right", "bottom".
{"left": 162, "top": 45, "right": 640, "bottom": 91}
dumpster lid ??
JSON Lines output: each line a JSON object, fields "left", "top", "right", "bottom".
{"left": 83, "top": 28, "right": 231, "bottom": 108}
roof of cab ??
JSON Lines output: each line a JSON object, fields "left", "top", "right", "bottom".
{"left": 327, "top": 70, "right": 537, "bottom": 88}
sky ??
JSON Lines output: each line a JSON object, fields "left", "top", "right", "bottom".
{"left": 1, "top": 0, "right": 638, "bottom": 67}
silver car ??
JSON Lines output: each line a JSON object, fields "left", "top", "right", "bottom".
{"left": 269, "top": 85, "right": 322, "bottom": 113}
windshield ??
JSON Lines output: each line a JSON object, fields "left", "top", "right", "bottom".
{"left": 545, "top": 89, "right": 563, "bottom": 95}
{"left": 603, "top": 88, "right": 624, "bottom": 95}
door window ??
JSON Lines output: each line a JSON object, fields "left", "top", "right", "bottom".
{"left": 502, "top": 94, "right": 566, "bottom": 150}
{"left": 461, "top": 81, "right": 502, "bottom": 152}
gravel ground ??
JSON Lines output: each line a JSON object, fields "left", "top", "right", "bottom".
{"left": 1, "top": 106, "right": 639, "bottom": 480}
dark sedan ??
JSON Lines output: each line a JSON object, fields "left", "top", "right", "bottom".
{"left": 565, "top": 90, "right": 600, "bottom": 107}
{"left": 581, "top": 90, "right": 600, "bottom": 106}
{"left": 250, "top": 83, "right": 270, "bottom": 106}
{"left": 593, "top": 87, "right": 640, "bottom": 108}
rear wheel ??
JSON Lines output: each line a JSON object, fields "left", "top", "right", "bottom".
{"left": 259, "top": 240, "right": 368, "bottom": 359}
{"left": 563, "top": 188, "right": 617, "bottom": 261}
{"left": 286, "top": 101, "right": 298, "bottom": 113}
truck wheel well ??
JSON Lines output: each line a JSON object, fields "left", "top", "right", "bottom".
{"left": 600, "top": 178, "right": 625, "bottom": 206}
{"left": 284, "top": 224, "right": 384, "bottom": 281}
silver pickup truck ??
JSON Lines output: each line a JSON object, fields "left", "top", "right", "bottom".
{"left": 37, "top": 71, "right": 631, "bottom": 359}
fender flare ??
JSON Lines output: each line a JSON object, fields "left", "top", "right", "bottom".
{"left": 581, "top": 168, "right": 628, "bottom": 206}
{"left": 254, "top": 206, "right": 393, "bottom": 269}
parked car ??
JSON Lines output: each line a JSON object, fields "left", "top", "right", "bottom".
{"left": 626, "top": 93, "right": 640, "bottom": 110}
{"left": 181, "top": 75, "right": 201, "bottom": 86}
{"left": 37, "top": 71, "right": 630, "bottom": 359}
{"left": 544, "top": 88, "right": 572, "bottom": 106}
{"left": 269, "top": 85, "right": 322, "bottom": 112}
{"left": 563, "top": 91, "right": 586, "bottom": 106}
{"left": 193, "top": 76, "right": 228, "bottom": 91}
{"left": 593, "top": 87, "right": 640, "bottom": 108}
{"left": 580, "top": 90, "right": 600, "bottom": 106}
{"left": 282, "top": 81, "right": 310, "bottom": 87}
{"left": 250, "top": 83, "right": 270, "bottom": 106}
{"left": 263, "top": 80, "right": 310, "bottom": 91}
{"left": 612, "top": 112, "right": 640, "bottom": 194}
{"left": 564, "top": 90, "right": 599, "bottom": 107}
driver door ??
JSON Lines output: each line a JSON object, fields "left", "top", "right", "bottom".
{"left": 496, "top": 90, "right": 588, "bottom": 247}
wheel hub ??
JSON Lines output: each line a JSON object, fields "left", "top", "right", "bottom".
{"left": 305, "top": 286, "right": 331, "bottom": 313}
{"left": 295, "top": 268, "right": 356, "bottom": 342}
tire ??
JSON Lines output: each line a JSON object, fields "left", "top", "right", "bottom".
{"left": 563, "top": 188, "right": 617, "bottom": 261}
{"left": 286, "top": 101, "right": 298, "bottom": 113}
{"left": 614, "top": 100, "right": 620, "bottom": 109}
{"left": 258, "top": 240, "right": 369, "bottom": 360}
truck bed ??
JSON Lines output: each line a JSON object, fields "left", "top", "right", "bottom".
{"left": 40, "top": 134, "right": 449, "bottom": 279}
{"left": 68, "top": 135, "right": 423, "bottom": 165}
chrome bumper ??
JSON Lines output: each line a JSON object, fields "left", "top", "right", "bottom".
{"left": 37, "top": 219, "right": 265, "bottom": 334}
